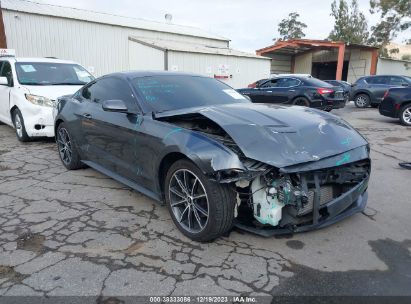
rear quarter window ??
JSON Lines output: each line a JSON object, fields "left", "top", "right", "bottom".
{"left": 304, "top": 78, "right": 333, "bottom": 87}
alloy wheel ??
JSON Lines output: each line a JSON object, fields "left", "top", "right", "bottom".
{"left": 294, "top": 98, "right": 309, "bottom": 107}
{"left": 168, "top": 169, "right": 209, "bottom": 233}
{"left": 355, "top": 96, "right": 368, "bottom": 107}
{"left": 57, "top": 128, "right": 73, "bottom": 165}
{"left": 403, "top": 107, "right": 411, "bottom": 124}
{"left": 14, "top": 113, "right": 23, "bottom": 138}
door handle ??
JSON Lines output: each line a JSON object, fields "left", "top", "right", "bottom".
{"left": 82, "top": 113, "right": 92, "bottom": 119}
{"left": 289, "top": 89, "right": 296, "bottom": 92}
{"left": 266, "top": 91, "right": 272, "bottom": 93}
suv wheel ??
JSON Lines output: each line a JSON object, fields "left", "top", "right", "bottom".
{"left": 354, "top": 94, "right": 370, "bottom": 108}
{"left": 164, "top": 159, "right": 235, "bottom": 242}
{"left": 399, "top": 104, "right": 411, "bottom": 126}
{"left": 56, "top": 122, "right": 84, "bottom": 170}
{"left": 12, "top": 109, "right": 30, "bottom": 142}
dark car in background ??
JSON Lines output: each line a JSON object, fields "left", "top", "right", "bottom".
{"left": 238, "top": 76, "right": 346, "bottom": 111}
{"left": 379, "top": 87, "right": 411, "bottom": 126}
{"left": 351, "top": 75, "right": 411, "bottom": 108}
{"left": 324, "top": 80, "right": 352, "bottom": 103}
{"left": 54, "top": 71, "right": 370, "bottom": 242}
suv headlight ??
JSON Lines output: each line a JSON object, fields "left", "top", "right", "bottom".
{"left": 25, "top": 94, "right": 55, "bottom": 108}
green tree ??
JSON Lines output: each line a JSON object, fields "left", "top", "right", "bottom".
{"left": 369, "top": 0, "right": 411, "bottom": 56}
{"left": 277, "top": 12, "right": 307, "bottom": 40}
{"left": 328, "top": 0, "right": 369, "bottom": 44}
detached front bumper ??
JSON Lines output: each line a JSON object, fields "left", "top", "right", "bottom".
{"left": 235, "top": 175, "right": 369, "bottom": 237}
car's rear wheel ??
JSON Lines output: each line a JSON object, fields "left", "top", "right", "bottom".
{"left": 293, "top": 97, "right": 310, "bottom": 107}
{"left": 164, "top": 159, "right": 235, "bottom": 242}
{"left": 56, "top": 122, "right": 84, "bottom": 170}
{"left": 354, "top": 94, "right": 370, "bottom": 108}
{"left": 12, "top": 109, "right": 30, "bottom": 142}
{"left": 399, "top": 104, "right": 411, "bottom": 126}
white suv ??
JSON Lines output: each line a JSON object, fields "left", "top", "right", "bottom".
{"left": 0, "top": 50, "right": 94, "bottom": 141}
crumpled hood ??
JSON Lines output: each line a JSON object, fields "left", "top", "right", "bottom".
{"left": 157, "top": 103, "right": 368, "bottom": 168}
{"left": 21, "top": 85, "right": 81, "bottom": 100}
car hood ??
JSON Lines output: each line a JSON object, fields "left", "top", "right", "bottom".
{"left": 156, "top": 103, "right": 368, "bottom": 168}
{"left": 21, "top": 85, "right": 81, "bottom": 100}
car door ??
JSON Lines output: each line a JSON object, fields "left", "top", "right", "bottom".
{"left": 257, "top": 78, "right": 282, "bottom": 103}
{"left": 274, "top": 78, "right": 301, "bottom": 103}
{"left": 367, "top": 76, "right": 390, "bottom": 102}
{"left": 0, "top": 61, "right": 13, "bottom": 124}
{"left": 79, "top": 76, "right": 144, "bottom": 182}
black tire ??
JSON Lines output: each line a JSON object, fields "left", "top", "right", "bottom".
{"left": 164, "top": 159, "right": 235, "bottom": 242}
{"left": 354, "top": 94, "right": 370, "bottom": 108}
{"left": 12, "top": 109, "right": 30, "bottom": 142}
{"left": 371, "top": 103, "right": 379, "bottom": 108}
{"left": 399, "top": 104, "right": 411, "bottom": 126}
{"left": 56, "top": 122, "right": 84, "bottom": 170}
{"left": 292, "top": 97, "right": 310, "bottom": 107}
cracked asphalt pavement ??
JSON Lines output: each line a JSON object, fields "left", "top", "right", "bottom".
{"left": 0, "top": 103, "right": 410, "bottom": 299}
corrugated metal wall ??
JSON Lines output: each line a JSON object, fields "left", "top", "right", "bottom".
{"left": 2, "top": 10, "right": 227, "bottom": 76}
{"left": 377, "top": 58, "right": 411, "bottom": 76}
{"left": 128, "top": 40, "right": 165, "bottom": 71}
{"left": 267, "top": 54, "right": 291, "bottom": 74}
{"left": 167, "top": 51, "right": 271, "bottom": 88}
{"left": 294, "top": 52, "right": 312, "bottom": 74}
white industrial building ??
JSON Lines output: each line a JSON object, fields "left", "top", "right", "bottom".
{"left": 0, "top": 0, "right": 270, "bottom": 88}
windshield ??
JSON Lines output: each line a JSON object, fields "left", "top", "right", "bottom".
{"left": 131, "top": 75, "right": 250, "bottom": 112}
{"left": 15, "top": 62, "right": 94, "bottom": 85}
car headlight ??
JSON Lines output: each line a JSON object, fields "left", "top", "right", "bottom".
{"left": 25, "top": 94, "right": 56, "bottom": 108}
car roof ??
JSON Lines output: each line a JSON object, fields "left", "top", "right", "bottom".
{"left": 104, "top": 70, "right": 205, "bottom": 80}
{"left": 10, "top": 57, "right": 79, "bottom": 64}
{"left": 365, "top": 75, "right": 407, "bottom": 77}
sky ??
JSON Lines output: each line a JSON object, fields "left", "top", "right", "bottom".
{"left": 40, "top": 0, "right": 408, "bottom": 53}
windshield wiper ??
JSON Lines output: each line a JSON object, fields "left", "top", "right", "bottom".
{"left": 20, "top": 82, "right": 50, "bottom": 86}
{"left": 50, "top": 83, "right": 86, "bottom": 85}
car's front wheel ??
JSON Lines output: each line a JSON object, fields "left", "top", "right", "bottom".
{"left": 354, "top": 94, "right": 370, "bottom": 108}
{"left": 56, "top": 122, "right": 84, "bottom": 170}
{"left": 399, "top": 104, "right": 411, "bottom": 126}
{"left": 12, "top": 109, "right": 30, "bottom": 142}
{"left": 165, "top": 159, "right": 235, "bottom": 242}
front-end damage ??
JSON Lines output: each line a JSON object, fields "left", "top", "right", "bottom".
{"left": 233, "top": 157, "right": 370, "bottom": 236}
{"left": 156, "top": 106, "right": 371, "bottom": 236}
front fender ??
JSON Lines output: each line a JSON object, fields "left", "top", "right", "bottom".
{"left": 158, "top": 128, "right": 246, "bottom": 175}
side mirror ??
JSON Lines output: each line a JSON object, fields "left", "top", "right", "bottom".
{"left": 102, "top": 100, "right": 128, "bottom": 113}
{"left": 0, "top": 77, "right": 9, "bottom": 86}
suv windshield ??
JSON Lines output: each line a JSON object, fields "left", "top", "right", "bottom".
{"left": 15, "top": 62, "right": 94, "bottom": 85}
{"left": 131, "top": 75, "right": 249, "bottom": 112}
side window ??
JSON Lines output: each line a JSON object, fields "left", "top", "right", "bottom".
{"left": 261, "top": 79, "right": 278, "bottom": 88}
{"left": 82, "top": 77, "right": 137, "bottom": 110}
{"left": 277, "top": 78, "right": 300, "bottom": 88}
{"left": 0, "top": 61, "right": 13, "bottom": 86}
{"left": 389, "top": 76, "right": 407, "bottom": 86}
{"left": 370, "top": 76, "right": 389, "bottom": 85}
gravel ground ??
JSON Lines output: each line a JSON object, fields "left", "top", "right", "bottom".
{"left": 0, "top": 102, "right": 410, "bottom": 301}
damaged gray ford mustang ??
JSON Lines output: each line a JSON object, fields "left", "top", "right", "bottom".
{"left": 55, "top": 71, "right": 371, "bottom": 242}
